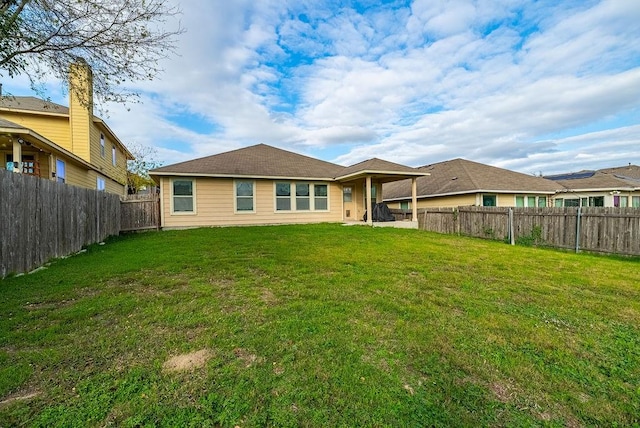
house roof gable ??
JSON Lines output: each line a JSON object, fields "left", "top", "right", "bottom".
{"left": 150, "top": 143, "right": 346, "bottom": 180}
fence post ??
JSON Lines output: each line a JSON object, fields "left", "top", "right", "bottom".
{"left": 575, "top": 206, "right": 582, "bottom": 253}
{"left": 509, "top": 208, "right": 515, "bottom": 245}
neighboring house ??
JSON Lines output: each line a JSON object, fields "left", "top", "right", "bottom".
{"left": 0, "top": 62, "right": 133, "bottom": 195}
{"left": 545, "top": 165, "right": 640, "bottom": 208}
{"left": 383, "top": 158, "right": 560, "bottom": 209}
{"left": 149, "top": 144, "right": 428, "bottom": 228}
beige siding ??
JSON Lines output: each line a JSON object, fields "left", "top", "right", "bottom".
{"left": 161, "top": 177, "right": 343, "bottom": 228}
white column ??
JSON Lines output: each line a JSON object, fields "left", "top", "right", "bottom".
{"left": 366, "top": 176, "right": 372, "bottom": 225}
{"left": 412, "top": 177, "right": 418, "bottom": 222}
{"left": 12, "top": 139, "right": 21, "bottom": 172}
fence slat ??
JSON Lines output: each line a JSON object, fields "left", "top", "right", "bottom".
{"left": 0, "top": 169, "right": 122, "bottom": 278}
{"left": 391, "top": 205, "right": 640, "bottom": 256}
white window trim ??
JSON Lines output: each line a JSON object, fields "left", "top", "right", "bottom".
{"left": 273, "top": 182, "right": 330, "bottom": 213}
{"left": 100, "top": 133, "right": 105, "bottom": 158}
{"left": 111, "top": 145, "right": 117, "bottom": 166}
{"left": 234, "top": 180, "right": 256, "bottom": 214}
{"left": 170, "top": 178, "right": 197, "bottom": 215}
{"left": 96, "top": 176, "right": 106, "bottom": 191}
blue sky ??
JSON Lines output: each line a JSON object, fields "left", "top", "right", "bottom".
{"left": 5, "top": 0, "right": 640, "bottom": 174}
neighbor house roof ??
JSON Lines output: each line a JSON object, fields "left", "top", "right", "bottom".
{"left": 545, "top": 165, "right": 640, "bottom": 191}
{"left": 0, "top": 96, "right": 69, "bottom": 115}
{"left": 0, "top": 117, "right": 28, "bottom": 130}
{"left": 383, "top": 158, "right": 560, "bottom": 201}
{"left": 151, "top": 143, "right": 346, "bottom": 180}
{"left": 0, "top": 96, "right": 133, "bottom": 160}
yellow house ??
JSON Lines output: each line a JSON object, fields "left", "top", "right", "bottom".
{"left": 150, "top": 144, "right": 428, "bottom": 228}
{"left": 383, "top": 158, "right": 560, "bottom": 209}
{"left": 0, "top": 63, "right": 133, "bottom": 195}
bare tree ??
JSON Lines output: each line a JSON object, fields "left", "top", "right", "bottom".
{"left": 0, "top": 0, "right": 183, "bottom": 105}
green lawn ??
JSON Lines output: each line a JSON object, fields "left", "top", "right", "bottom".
{"left": 1, "top": 224, "right": 639, "bottom": 427}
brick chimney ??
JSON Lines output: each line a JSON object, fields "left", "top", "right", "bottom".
{"left": 68, "top": 59, "right": 93, "bottom": 162}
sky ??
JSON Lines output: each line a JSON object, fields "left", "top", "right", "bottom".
{"left": 4, "top": 0, "right": 640, "bottom": 175}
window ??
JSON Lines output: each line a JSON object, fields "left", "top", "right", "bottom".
{"left": 400, "top": 201, "right": 410, "bottom": 210}
{"left": 296, "top": 183, "right": 310, "bottom": 211}
{"left": 276, "top": 183, "right": 291, "bottom": 211}
{"left": 56, "top": 159, "right": 66, "bottom": 183}
{"left": 100, "top": 133, "right": 105, "bottom": 157}
{"left": 96, "top": 177, "right": 105, "bottom": 191}
{"left": 112, "top": 145, "right": 117, "bottom": 166}
{"left": 343, "top": 186, "right": 352, "bottom": 202}
{"left": 555, "top": 198, "right": 563, "bottom": 207}
{"left": 172, "top": 179, "right": 195, "bottom": 213}
{"left": 633, "top": 196, "right": 640, "bottom": 208}
{"left": 620, "top": 196, "right": 629, "bottom": 208}
{"left": 235, "top": 181, "right": 254, "bottom": 212}
{"left": 517, "top": 195, "right": 545, "bottom": 207}
{"left": 564, "top": 198, "right": 580, "bottom": 207}
{"left": 482, "top": 194, "right": 496, "bottom": 206}
{"left": 589, "top": 196, "right": 604, "bottom": 207}
{"left": 314, "top": 184, "right": 328, "bottom": 210}
{"left": 275, "top": 182, "right": 329, "bottom": 211}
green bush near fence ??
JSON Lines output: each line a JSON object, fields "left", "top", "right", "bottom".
{"left": 1, "top": 224, "right": 639, "bottom": 426}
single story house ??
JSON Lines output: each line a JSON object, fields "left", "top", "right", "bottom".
{"left": 545, "top": 165, "right": 640, "bottom": 207}
{"left": 149, "top": 144, "right": 428, "bottom": 228}
{"left": 382, "top": 158, "right": 560, "bottom": 209}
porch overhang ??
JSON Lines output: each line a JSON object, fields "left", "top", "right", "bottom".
{"left": 334, "top": 162, "right": 429, "bottom": 225}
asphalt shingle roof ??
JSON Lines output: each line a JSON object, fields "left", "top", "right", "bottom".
{"left": 151, "top": 144, "right": 346, "bottom": 179}
{"left": 0, "top": 96, "right": 69, "bottom": 114}
{"left": 383, "top": 158, "right": 560, "bottom": 200}
{"left": 546, "top": 166, "right": 640, "bottom": 190}
{"left": 337, "top": 158, "right": 425, "bottom": 179}
{"left": 0, "top": 117, "right": 28, "bottom": 130}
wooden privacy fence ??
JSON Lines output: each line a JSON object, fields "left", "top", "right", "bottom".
{"left": 120, "top": 195, "right": 160, "bottom": 232}
{"left": 393, "top": 206, "right": 640, "bottom": 256}
{"left": 1, "top": 169, "right": 121, "bottom": 277}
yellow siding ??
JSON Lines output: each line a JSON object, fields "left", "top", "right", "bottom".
{"left": 161, "top": 177, "right": 343, "bottom": 228}
{"left": 0, "top": 113, "right": 71, "bottom": 151}
{"left": 88, "top": 126, "right": 127, "bottom": 185}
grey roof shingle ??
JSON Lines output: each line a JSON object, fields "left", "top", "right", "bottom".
{"left": 337, "top": 158, "right": 425, "bottom": 179}
{"left": 0, "top": 96, "right": 69, "bottom": 114}
{"left": 0, "top": 117, "right": 28, "bottom": 130}
{"left": 546, "top": 166, "right": 640, "bottom": 190}
{"left": 151, "top": 143, "right": 346, "bottom": 179}
{"left": 384, "top": 158, "right": 560, "bottom": 200}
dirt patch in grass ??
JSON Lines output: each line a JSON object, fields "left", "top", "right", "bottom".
{"left": 162, "top": 349, "right": 212, "bottom": 372}
{"left": 261, "top": 288, "right": 278, "bottom": 305}
{"left": 490, "top": 381, "right": 514, "bottom": 403}
{"left": 0, "top": 391, "right": 41, "bottom": 407}
{"left": 233, "top": 348, "right": 263, "bottom": 368}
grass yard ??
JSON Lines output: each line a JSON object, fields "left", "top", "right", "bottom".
{"left": 1, "top": 224, "right": 639, "bottom": 427}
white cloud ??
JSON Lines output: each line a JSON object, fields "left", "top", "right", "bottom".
{"left": 4, "top": 0, "right": 639, "bottom": 175}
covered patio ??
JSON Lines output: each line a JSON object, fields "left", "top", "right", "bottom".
{"left": 335, "top": 158, "right": 429, "bottom": 228}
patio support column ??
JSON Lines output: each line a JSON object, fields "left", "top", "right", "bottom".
{"left": 411, "top": 177, "right": 418, "bottom": 222}
{"left": 12, "top": 138, "right": 21, "bottom": 173}
{"left": 366, "top": 175, "right": 373, "bottom": 225}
